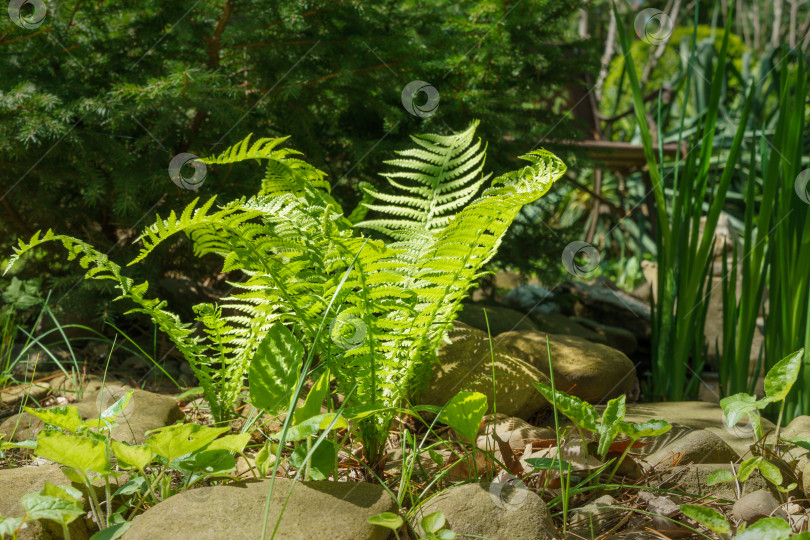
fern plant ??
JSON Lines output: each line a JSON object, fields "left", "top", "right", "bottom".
{"left": 5, "top": 122, "right": 565, "bottom": 458}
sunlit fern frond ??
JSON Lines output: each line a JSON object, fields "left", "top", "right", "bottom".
{"left": 355, "top": 120, "right": 490, "bottom": 241}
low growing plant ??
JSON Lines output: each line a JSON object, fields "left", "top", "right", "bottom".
{"left": 4, "top": 121, "right": 566, "bottom": 463}
{"left": 0, "top": 391, "right": 250, "bottom": 538}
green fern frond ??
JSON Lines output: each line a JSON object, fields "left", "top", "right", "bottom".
{"left": 355, "top": 120, "right": 490, "bottom": 240}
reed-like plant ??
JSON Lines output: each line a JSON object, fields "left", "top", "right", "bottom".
{"left": 615, "top": 3, "right": 756, "bottom": 399}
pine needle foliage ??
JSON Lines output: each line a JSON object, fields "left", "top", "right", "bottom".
{"left": 5, "top": 122, "right": 565, "bottom": 450}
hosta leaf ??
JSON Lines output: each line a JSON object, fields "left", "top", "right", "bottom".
{"left": 205, "top": 433, "right": 251, "bottom": 454}
{"left": 421, "top": 511, "right": 446, "bottom": 534}
{"left": 759, "top": 460, "right": 783, "bottom": 486}
{"left": 21, "top": 493, "right": 84, "bottom": 525}
{"left": 720, "top": 393, "right": 767, "bottom": 430}
{"left": 172, "top": 449, "right": 236, "bottom": 475}
{"left": 532, "top": 382, "right": 598, "bottom": 432}
{"left": 706, "top": 469, "right": 734, "bottom": 486}
{"left": 290, "top": 439, "right": 336, "bottom": 481}
{"left": 679, "top": 504, "right": 730, "bottom": 535}
{"left": 293, "top": 369, "right": 330, "bottom": 425}
{"left": 738, "top": 457, "right": 761, "bottom": 482}
{"left": 271, "top": 413, "right": 348, "bottom": 442}
{"left": 734, "top": 517, "right": 792, "bottom": 540}
{"left": 764, "top": 349, "right": 804, "bottom": 402}
{"left": 597, "top": 395, "right": 626, "bottom": 459}
{"left": 146, "top": 424, "right": 229, "bottom": 462}
{"left": 438, "top": 391, "right": 487, "bottom": 443}
{"left": 0, "top": 516, "right": 25, "bottom": 536}
{"left": 35, "top": 431, "right": 110, "bottom": 475}
{"left": 40, "top": 482, "right": 82, "bottom": 502}
{"left": 111, "top": 441, "right": 153, "bottom": 470}
{"left": 617, "top": 419, "right": 671, "bottom": 440}
{"left": 24, "top": 406, "right": 82, "bottom": 434}
{"left": 367, "top": 512, "right": 404, "bottom": 531}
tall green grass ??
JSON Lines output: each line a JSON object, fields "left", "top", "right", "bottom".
{"left": 616, "top": 3, "right": 755, "bottom": 400}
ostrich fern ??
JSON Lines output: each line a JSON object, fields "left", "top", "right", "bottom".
{"left": 5, "top": 122, "right": 565, "bottom": 453}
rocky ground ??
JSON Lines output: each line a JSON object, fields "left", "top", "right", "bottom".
{"left": 0, "top": 277, "right": 799, "bottom": 539}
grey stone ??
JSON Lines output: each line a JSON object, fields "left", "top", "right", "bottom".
{"left": 615, "top": 401, "right": 774, "bottom": 458}
{"left": 530, "top": 313, "right": 608, "bottom": 344}
{"left": 660, "top": 464, "right": 770, "bottom": 499}
{"left": 123, "top": 479, "right": 397, "bottom": 540}
{"left": 732, "top": 490, "right": 786, "bottom": 525}
{"left": 569, "top": 317, "right": 638, "bottom": 356}
{"left": 456, "top": 303, "right": 538, "bottom": 336}
{"left": 496, "top": 330, "right": 637, "bottom": 404}
{"left": 558, "top": 280, "right": 651, "bottom": 340}
{"left": 568, "top": 495, "right": 622, "bottom": 538}
{"left": 503, "top": 284, "right": 558, "bottom": 314}
{"left": 417, "top": 482, "right": 557, "bottom": 540}
{"left": 647, "top": 429, "right": 740, "bottom": 466}
{"left": 421, "top": 323, "right": 551, "bottom": 420}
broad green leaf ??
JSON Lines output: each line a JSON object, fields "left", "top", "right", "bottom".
{"left": 597, "top": 395, "right": 626, "bottom": 459}
{"left": 720, "top": 393, "right": 768, "bottom": 432}
{"left": 421, "top": 511, "right": 446, "bottom": 534}
{"left": 0, "top": 516, "right": 25, "bottom": 536}
{"left": 249, "top": 323, "right": 304, "bottom": 413}
{"left": 205, "top": 433, "right": 251, "bottom": 454}
{"left": 738, "top": 457, "right": 761, "bottom": 482}
{"left": 617, "top": 419, "right": 671, "bottom": 440}
{"left": 759, "top": 460, "right": 783, "bottom": 486}
{"left": 271, "top": 413, "right": 348, "bottom": 442}
{"left": 679, "top": 504, "right": 730, "bottom": 535}
{"left": 290, "top": 439, "right": 336, "bottom": 481}
{"left": 94, "top": 390, "right": 135, "bottom": 425}
{"left": 734, "top": 517, "right": 792, "bottom": 540}
{"left": 146, "top": 423, "right": 229, "bottom": 462}
{"left": 60, "top": 466, "right": 84, "bottom": 484}
{"left": 113, "top": 477, "right": 147, "bottom": 497}
{"left": 40, "top": 482, "right": 82, "bottom": 502}
{"left": 532, "top": 382, "right": 598, "bottom": 432}
{"left": 89, "top": 522, "right": 132, "bottom": 540}
{"left": 434, "top": 530, "right": 456, "bottom": 540}
{"left": 111, "top": 441, "right": 154, "bottom": 470}
{"left": 525, "top": 457, "right": 572, "bottom": 471}
{"left": 777, "top": 482, "right": 797, "bottom": 493}
{"left": 706, "top": 469, "right": 734, "bottom": 486}
{"left": 367, "top": 512, "right": 404, "bottom": 531}
{"left": 438, "top": 391, "right": 487, "bottom": 443}
{"left": 764, "top": 349, "right": 804, "bottom": 402}
{"left": 21, "top": 493, "right": 84, "bottom": 524}
{"left": 172, "top": 449, "right": 236, "bottom": 476}
{"left": 24, "top": 406, "right": 82, "bottom": 434}
{"left": 293, "top": 369, "right": 330, "bottom": 425}
{"left": 36, "top": 431, "right": 110, "bottom": 475}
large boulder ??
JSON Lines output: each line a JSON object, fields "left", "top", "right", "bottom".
{"left": 646, "top": 429, "right": 740, "bottom": 466}
{"left": 614, "top": 401, "right": 773, "bottom": 458}
{"left": 456, "top": 303, "right": 537, "bottom": 336}
{"left": 123, "top": 479, "right": 397, "bottom": 540}
{"left": 421, "top": 323, "right": 551, "bottom": 420}
{"left": 0, "top": 386, "right": 183, "bottom": 444}
{"left": 530, "top": 313, "right": 608, "bottom": 345}
{"left": 416, "top": 482, "right": 557, "bottom": 539}
{"left": 495, "top": 330, "right": 637, "bottom": 404}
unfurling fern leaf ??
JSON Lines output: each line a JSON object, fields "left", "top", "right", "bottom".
{"left": 5, "top": 121, "right": 565, "bottom": 460}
